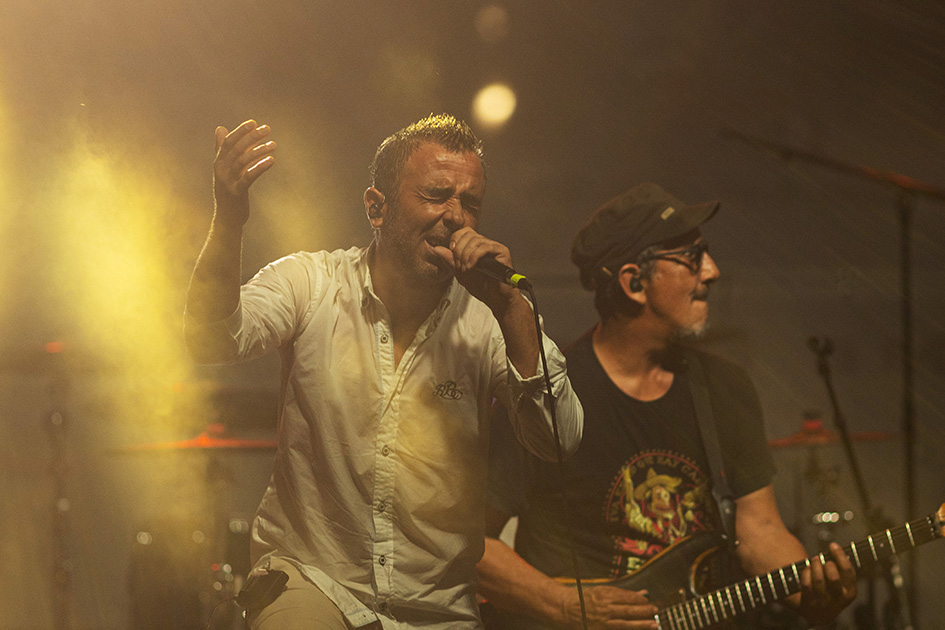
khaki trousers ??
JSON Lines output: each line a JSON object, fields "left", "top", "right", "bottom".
{"left": 248, "top": 557, "right": 380, "bottom": 630}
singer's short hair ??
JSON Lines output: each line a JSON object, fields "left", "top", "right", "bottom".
{"left": 370, "top": 114, "right": 485, "bottom": 201}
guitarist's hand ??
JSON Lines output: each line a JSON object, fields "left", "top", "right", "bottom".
{"left": 559, "top": 586, "right": 658, "bottom": 629}
{"left": 798, "top": 542, "right": 858, "bottom": 627}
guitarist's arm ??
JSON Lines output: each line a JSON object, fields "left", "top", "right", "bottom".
{"left": 477, "top": 505, "right": 658, "bottom": 630}
{"left": 733, "top": 485, "right": 858, "bottom": 627}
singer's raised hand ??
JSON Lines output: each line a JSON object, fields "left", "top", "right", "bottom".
{"left": 187, "top": 121, "right": 276, "bottom": 325}
{"left": 212, "top": 120, "right": 277, "bottom": 227}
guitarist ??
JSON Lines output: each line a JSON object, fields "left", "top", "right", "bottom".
{"left": 477, "top": 183, "right": 858, "bottom": 629}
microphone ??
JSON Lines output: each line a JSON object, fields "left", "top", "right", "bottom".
{"left": 473, "top": 256, "right": 531, "bottom": 290}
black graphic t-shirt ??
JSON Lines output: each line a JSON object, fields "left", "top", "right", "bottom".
{"left": 487, "top": 329, "right": 775, "bottom": 580}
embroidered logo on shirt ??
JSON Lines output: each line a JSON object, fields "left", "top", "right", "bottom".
{"left": 433, "top": 380, "right": 464, "bottom": 400}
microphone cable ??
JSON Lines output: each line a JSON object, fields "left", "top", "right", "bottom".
{"left": 521, "top": 282, "right": 590, "bottom": 630}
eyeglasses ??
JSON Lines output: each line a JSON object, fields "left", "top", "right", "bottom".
{"left": 640, "top": 240, "right": 709, "bottom": 272}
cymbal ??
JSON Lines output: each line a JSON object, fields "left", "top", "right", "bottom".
{"left": 111, "top": 423, "right": 277, "bottom": 453}
{"left": 769, "top": 419, "right": 897, "bottom": 449}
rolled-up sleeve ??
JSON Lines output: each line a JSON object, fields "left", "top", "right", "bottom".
{"left": 500, "top": 328, "right": 583, "bottom": 463}
{"left": 183, "top": 304, "right": 245, "bottom": 364}
{"left": 184, "top": 253, "right": 317, "bottom": 365}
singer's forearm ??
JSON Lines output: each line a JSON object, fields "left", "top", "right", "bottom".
{"left": 186, "top": 217, "right": 244, "bottom": 322}
{"left": 493, "top": 291, "right": 540, "bottom": 378}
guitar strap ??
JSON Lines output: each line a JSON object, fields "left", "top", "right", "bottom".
{"left": 683, "top": 349, "right": 738, "bottom": 549}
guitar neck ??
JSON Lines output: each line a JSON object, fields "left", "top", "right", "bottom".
{"left": 656, "top": 507, "right": 945, "bottom": 630}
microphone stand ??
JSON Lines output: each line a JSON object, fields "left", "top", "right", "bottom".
{"left": 807, "top": 337, "right": 911, "bottom": 630}
{"left": 724, "top": 127, "right": 945, "bottom": 628}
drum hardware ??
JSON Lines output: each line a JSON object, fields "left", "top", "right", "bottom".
{"left": 115, "top": 422, "right": 274, "bottom": 629}
{"left": 768, "top": 417, "right": 897, "bottom": 450}
{"left": 726, "top": 128, "right": 945, "bottom": 625}
{"left": 46, "top": 406, "right": 73, "bottom": 630}
{"left": 807, "top": 336, "right": 911, "bottom": 630}
{"left": 812, "top": 510, "right": 855, "bottom": 526}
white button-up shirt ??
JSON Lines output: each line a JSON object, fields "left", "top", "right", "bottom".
{"left": 184, "top": 246, "right": 583, "bottom": 629}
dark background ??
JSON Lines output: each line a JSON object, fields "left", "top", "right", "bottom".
{"left": 1, "top": 1, "right": 943, "bottom": 628}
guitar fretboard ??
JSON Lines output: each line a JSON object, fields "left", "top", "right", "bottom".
{"left": 655, "top": 512, "right": 942, "bottom": 630}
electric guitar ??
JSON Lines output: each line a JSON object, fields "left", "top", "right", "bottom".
{"left": 484, "top": 503, "right": 944, "bottom": 630}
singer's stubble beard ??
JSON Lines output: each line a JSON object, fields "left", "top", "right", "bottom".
{"left": 379, "top": 203, "right": 453, "bottom": 287}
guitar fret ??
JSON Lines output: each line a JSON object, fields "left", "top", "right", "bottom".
{"left": 849, "top": 542, "right": 861, "bottom": 568}
{"left": 679, "top": 601, "right": 690, "bottom": 629}
{"left": 692, "top": 600, "right": 709, "bottom": 628}
{"left": 897, "top": 525, "right": 915, "bottom": 549}
{"left": 755, "top": 576, "right": 767, "bottom": 604}
{"left": 685, "top": 599, "right": 698, "bottom": 629}
{"left": 637, "top": 506, "right": 942, "bottom": 630}
{"left": 666, "top": 606, "right": 679, "bottom": 630}
{"left": 701, "top": 595, "right": 713, "bottom": 625}
{"left": 692, "top": 599, "right": 709, "bottom": 628}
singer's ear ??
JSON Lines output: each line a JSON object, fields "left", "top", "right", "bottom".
{"left": 364, "top": 187, "right": 387, "bottom": 228}
{"left": 617, "top": 263, "right": 646, "bottom": 304}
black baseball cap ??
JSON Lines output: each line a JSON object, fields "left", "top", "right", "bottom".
{"left": 571, "top": 182, "right": 720, "bottom": 290}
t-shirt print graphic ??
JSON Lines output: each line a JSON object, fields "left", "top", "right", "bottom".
{"left": 604, "top": 450, "right": 715, "bottom": 577}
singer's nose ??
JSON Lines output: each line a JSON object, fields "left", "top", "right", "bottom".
{"left": 443, "top": 200, "right": 467, "bottom": 231}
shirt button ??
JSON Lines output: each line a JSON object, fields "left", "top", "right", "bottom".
{"left": 378, "top": 601, "right": 388, "bottom": 612}
{"left": 380, "top": 333, "right": 389, "bottom": 344}
{"left": 378, "top": 555, "right": 386, "bottom": 566}
{"left": 381, "top": 445, "right": 391, "bottom": 456}
{"left": 377, "top": 501, "right": 386, "bottom": 513}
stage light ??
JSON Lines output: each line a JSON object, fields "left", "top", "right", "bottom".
{"left": 472, "top": 83, "right": 517, "bottom": 129}
{"left": 475, "top": 5, "right": 511, "bottom": 44}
